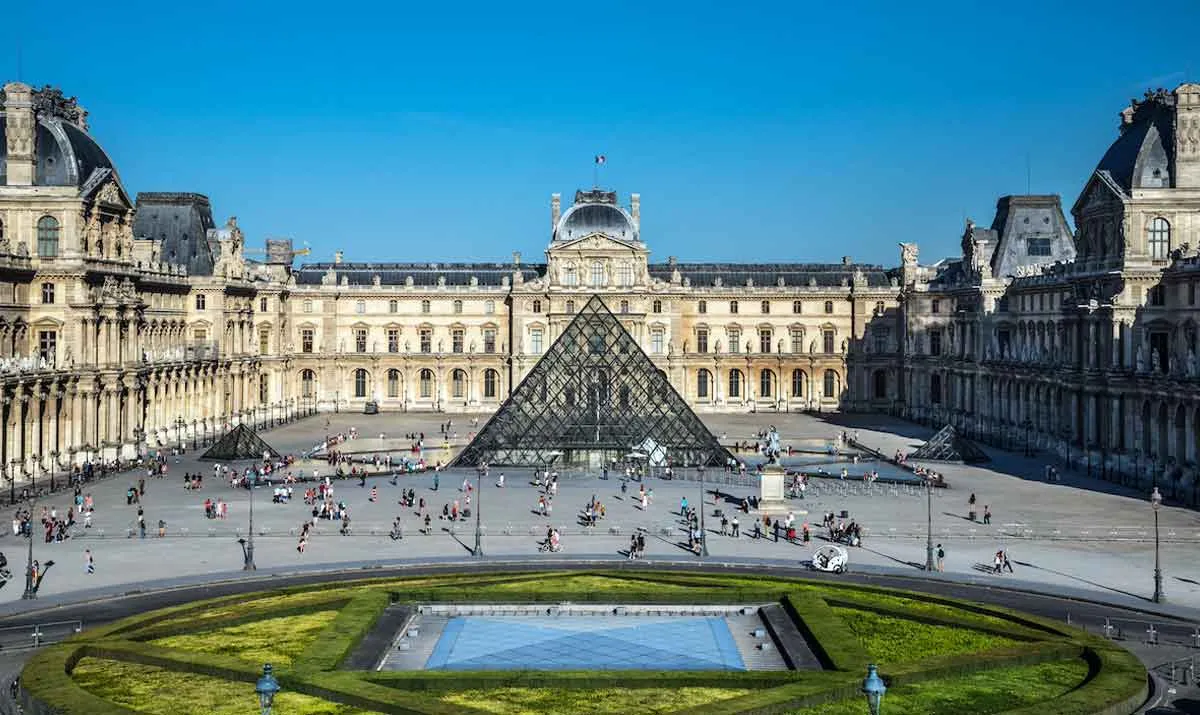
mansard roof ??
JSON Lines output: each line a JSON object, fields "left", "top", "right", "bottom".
{"left": 649, "top": 262, "right": 896, "bottom": 288}
{"left": 133, "top": 193, "right": 217, "bottom": 276}
{"left": 1092, "top": 89, "right": 1176, "bottom": 193}
{"left": 293, "top": 262, "right": 541, "bottom": 287}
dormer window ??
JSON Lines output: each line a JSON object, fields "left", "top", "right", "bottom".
{"left": 1027, "top": 237, "right": 1052, "bottom": 256}
{"left": 564, "top": 266, "right": 578, "bottom": 286}
{"left": 1148, "top": 217, "right": 1171, "bottom": 260}
{"left": 591, "top": 261, "right": 604, "bottom": 287}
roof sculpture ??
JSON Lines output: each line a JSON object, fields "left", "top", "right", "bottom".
{"left": 452, "top": 295, "right": 732, "bottom": 468}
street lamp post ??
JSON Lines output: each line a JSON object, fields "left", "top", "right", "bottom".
{"left": 255, "top": 663, "right": 280, "bottom": 715}
{"left": 239, "top": 481, "right": 257, "bottom": 570}
{"left": 473, "top": 467, "right": 484, "bottom": 557}
{"left": 924, "top": 476, "right": 934, "bottom": 571}
{"left": 1151, "top": 486, "right": 1164, "bottom": 603}
{"left": 20, "top": 521, "right": 34, "bottom": 599}
{"left": 699, "top": 464, "right": 708, "bottom": 557}
{"left": 862, "top": 663, "right": 887, "bottom": 715}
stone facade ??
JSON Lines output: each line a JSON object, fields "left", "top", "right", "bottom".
{"left": 5, "top": 78, "right": 1200, "bottom": 504}
{"left": 901, "top": 84, "right": 1200, "bottom": 504}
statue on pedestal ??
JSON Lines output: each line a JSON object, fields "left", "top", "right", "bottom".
{"left": 762, "top": 426, "right": 781, "bottom": 464}
{"left": 1136, "top": 343, "right": 1147, "bottom": 373}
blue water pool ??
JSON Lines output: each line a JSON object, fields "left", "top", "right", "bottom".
{"left": 424, "top": 615, "right": 746, "bottom": 671}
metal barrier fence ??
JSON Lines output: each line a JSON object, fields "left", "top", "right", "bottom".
{"left": 0, "top": 620, "right": 82, "bottom": 651}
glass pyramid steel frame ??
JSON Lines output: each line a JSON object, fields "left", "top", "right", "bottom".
{"left": 453, "top": 295, "right": 732, "bottom": 468}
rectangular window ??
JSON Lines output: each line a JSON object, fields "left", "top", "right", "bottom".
{"left": 792, "top": 300, "right": 802, "bottom": 314}
{"left": 651, "top": 330, "right": 664, "bottom": 355}
{"left": 193, "top": 328, "right": 207, "bottom": 341}
{"left": 790, "top": 330, "right": 803, "bottom": 354}
{"left": 531, "top": 328, "right": 543, "bottom": 354}
{"left": 301, "top": 329, "right": 314, "bottom": 354}
{"left": 730, "top": 300, "right": 738, "bottom": 314}
{"left": 1190, "top": 282, "right": 1197, "bottom": 306}
{"left": 729, "top": 329, "right": 741, "bottom": 353}
{"left": 195, "top": 294, "right": 206, "bottom": 310}
{"left": 696, "top": 329, "right": 708, "bottom": 354}
{"left": 698, "top": 300, "right": 707, "bottom": 314}
{"left": 1150, "top": 285, "right": 1165, "bottom": 306}
{"left": 452, "top": 328, "right": 464, "bottom": 353}
{"left": 259, "top": 330, "right": 269, "bottom": 354}
{"left": 483, "top": 328, "right": 496, "bottom": 354}
{"left": 259, "top": 297, "right": 268, "bottom": 312}
{"left": 931, "top": 299, "right": 940, "bottom": 314}
{"left": 419, "top": 329, "right": 432, "bottom": 353}
{"left": 759, "top": 329, "right": 772, "bottom": 353}
{"left": 823, "top": 329, "right": 835, "bottom": 354}
{"left": 41, "top": 283, "right": 54, "bottom": 304}
{"left": 388, "top": 300, "right": 398, "bottom": 313}
{"left": 929, "top": 330, "right": 942, "bottom": 356}
{"left": 1027, "top": 237, "right": 1052, "bottom": 256}
{"left": 354, "top": 328, "right": 367, "bottom": 353}
{"left": 873, "top": 330, "right": 888, "bottom": 354}
{"left": 387, "top": 328, "right": 399, "bottom": 353}
{"left": 38, "top": 330, "right": 56, "bottom": 362}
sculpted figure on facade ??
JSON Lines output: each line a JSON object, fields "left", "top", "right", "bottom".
{"left": 1136, "top": 342, "right": 1147, "bottom": 373}
{"left": 1188, "top": 347, "right": 1198, "bottom": 378}
{"left": 899, "top": 242, "right": 919, "bottom": 267}
{"left": 1151, "top": 348, "right": 1161, "bottom": 374}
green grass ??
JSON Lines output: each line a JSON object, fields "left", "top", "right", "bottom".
{"left": 832, "top": 607, "right": 1020, "bottom": 665}
{"left": 440, "top": 687, "right": 752, "bottom": 714}
{"left": 149, "top": 610, "right": 340, "bottom": 667}
{"left": 71, "top": 657, "right": 381, "bottom": 715}
{"left": 790, "top": 658, "right": 1091, "bottom": 714}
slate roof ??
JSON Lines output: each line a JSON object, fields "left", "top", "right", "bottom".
{"left": 0, "top": 113, "right": 115, "bottom": 187}
{"left": 294, "top": 262, "right": 541, "bottom": 287}
{"left": 649, "top": 262, "right": 896, "bottom": 288}
{"left": 133, "top": 193, "right": 217, "bottom": 276}
{"left": 1093, "top": 95, "right": 1175, "bottom": 192}
{"left": 293, "top": 261, "right": 897, "bottom": 289}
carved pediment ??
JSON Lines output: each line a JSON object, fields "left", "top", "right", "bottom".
{"left": 551, "top": 232, "right": 639, "bottom": 253}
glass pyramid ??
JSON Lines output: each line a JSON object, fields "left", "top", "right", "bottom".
{"left": 199, "top": 423, "right": 280, "bottom": 462}
{"left": 453, "top": 295, "right": 731, "bottom": 468}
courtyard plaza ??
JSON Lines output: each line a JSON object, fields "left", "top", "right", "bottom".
{"left": 2, "top": 410, "right": 1198, "bottom": 614}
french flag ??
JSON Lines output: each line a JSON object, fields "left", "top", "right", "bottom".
{"left": 594, "top": 155, "right": 606, "bottom": 166}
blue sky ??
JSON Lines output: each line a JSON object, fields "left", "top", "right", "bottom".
{"left": 5, "top": 0, "right": 1199, "bottom": 265}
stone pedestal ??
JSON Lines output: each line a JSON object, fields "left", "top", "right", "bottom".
{"left": 759, "top": 463, "right": 787, "bottom": 512}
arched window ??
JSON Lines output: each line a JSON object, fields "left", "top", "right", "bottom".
{"left": 484, "top": 369, "right": 498, "bottom": 398}
{"left": 421, "top": 299, "right": 431, "bottom": 314}
{"left": 564, "top": 265, "right": 577, "bottom": 286}
{"left": 697, "top": 369, "right": 711, "bottom": 399}
{"left": 301, "top": 369, "right": 316, "bottom": 398}
{"left": 1148, "top": 217, "right": 1171, "bottom": 260}
{"left": 824, "top": 300, "right": 834, "bottom": 314}
{"left": 791, "top": 369, "right": 805, "bottom": 397}
{"left": 618, "top": 263, "right": 632, "bottom": 286}
{"left": 387, "top": 369, "right": 400, "bottom": 398}
{"left": 451, "top": 369, "right": 466, "bottom": 398}
{"left": 591, "top": 261, "right": 604, "bottom": 287}
{"left": 792, "top": 300, "right": 802, "bottom": 314}
{"left": 566, "top": 300, "right": 576, "bottom": 313}
{"left": 355, "top": 300, "right": 365, "bottom": 314}
{"left": 652, "top": 300, "right": 662, "bottom": 314}
{"left": 485, "top": 300, "right": 495, "bottom": 314}
{"left": 453, "top": 300, "right": 463, "bottom": 314}
{"left": 760, "top": 300, "right": 770, "bottom": 314}
{"left": 532, "top": 299, "right": 542, "bottom": 313}
{"left": 353, "top": 368, "right": 369, "bottom": 398}
{"left": 823, "top": 369, "right": 838, "bottom": 398}
{"left": 388, "top": 299, "right": 398, "bottom": 313}
{"left": 419, "top": 369, "right": 434, "bottom": 398}
{"left": 730, "top": 300, "right": 739, "bottom": 314}
{"left": 759, "top": 369, "right": 774, "bottom": 398}
{"left": 728, "top": 369, "right": 743, "bottom": 398}
{"left": 873, "top": 370, "right": 888, "bottom": 399}
{"left": 37, "top": 216, "right": 59, "bottom": 258}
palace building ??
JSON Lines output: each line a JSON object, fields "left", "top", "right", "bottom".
{"left": 2, "top": 80, "right": 1199, "bottom": 502}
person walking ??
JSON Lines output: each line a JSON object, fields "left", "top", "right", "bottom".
{"left": 84, "top": 549, "right": 94, "bottom": 574}
{"left": 936, "top": 543, "right": 945, "bottom": 572}
{"left": 731, "top": 515, "right": 740, "bottom": 537}
{"left": 1002, "top": 550, "right": 1014, "bottom": 573}
{"left": 983, "top": 505, "right": 992, "bottom": 525}
{"left": 968, "top": 493, "right": 977, "bottom": 522}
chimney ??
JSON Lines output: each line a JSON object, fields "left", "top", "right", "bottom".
{"left": 512, "top": 250, "right": 521, "bottom": 266}
{"left": 551, "top": 193, "right": 561, "bottom": 234}
{"left": 1174, "top": 83, "right": 1200, "bottom": 188}
{"left": 630, "top": 193, "right": 640, "bottom": 230}
{"left": 842, "top": 256, "right": 852, "bottom": 265}
{"left": 2, "top": 82, "right": 36, "bottom": 185}
{"left": 334, "top": 250, "right": 344, "bottom": 265}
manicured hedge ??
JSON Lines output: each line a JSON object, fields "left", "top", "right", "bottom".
{"left": 782, "top": 593, "right": 869, "bottom": 671}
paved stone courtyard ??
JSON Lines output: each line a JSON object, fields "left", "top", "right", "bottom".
{"left": 2, "top": 410, "right": 1199, "bottom": 611}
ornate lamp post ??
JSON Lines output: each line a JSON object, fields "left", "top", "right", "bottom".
{"left": 255, "top": 663, "right": 280, "bottom": 715}
{"left": 699, "top": 464, "right": 708, "bottom": 557}
{"left": 20, "top": 519, "right": 34, "bottom": 599}
{"left": 238, "top": 482, "right": 257, "bottom": 571}
{"left": 1151, "top": 486, "right": 1164, "bottom": 603}
{"left": 862, "top": 664, "right": 887, "bottom": 715}
{"left": 473, "top": 466, "right": 484, "bottom": 558}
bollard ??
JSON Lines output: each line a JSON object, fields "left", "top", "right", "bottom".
{"left": 1102, "top": 618, "right": 1114, "bottom": 640}
{"left": 1147, "top": 624, "right": 1158, "bottom": 645}
{"left": 31, "top": 628, "right": 42, "bottom": 647}
{"left": 1192, "top": 628, "right": 1200, "bottom": 648}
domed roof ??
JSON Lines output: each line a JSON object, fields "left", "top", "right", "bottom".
{"left": 554, "top": 193, "right": 639, "bottom": 243}
{"left": 0, "top": 85, "right": 116, "bottom": 188}
{"left": 1093, "top": 90, "right": 1175, "bottom": 192}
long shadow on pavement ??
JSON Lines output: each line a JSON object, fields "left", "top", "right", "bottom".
{"left": 1012, "top": 559, "right": 1149, "bottom": 603}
